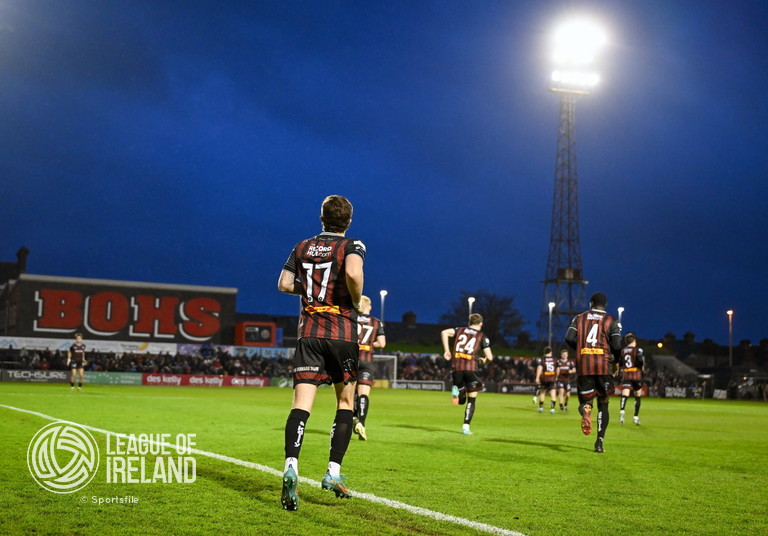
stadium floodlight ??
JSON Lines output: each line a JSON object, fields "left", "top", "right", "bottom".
{"left": 552, "top": 19, "right": 606, "bottom": 65}
{"left": 547, "top": 302, "right": 556, "bottom": 349}
{"left": 380, "top": 290, "right": 388, "bottom": 324}
{"left": 550, "top": 18, "right": 606, "bottom": 94}
{"left": 617, "top": 306, "right": 624, "bottom": 325}
{"left": 467, "top": 296, "right": 475, "bottom": 319}
{"left": 727, "top": 310, "right": 733, "bottom": 367}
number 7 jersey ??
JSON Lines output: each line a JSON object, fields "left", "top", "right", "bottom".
{"left": 283, "top": 232, "right": 366, "bottom": 343}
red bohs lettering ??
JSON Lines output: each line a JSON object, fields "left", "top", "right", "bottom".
{"left": 180, "top": 297, "right": 221, "bottom": 341}
{"left": 33, "top": 289, "right": 222, "bottom": 341}
{"left": 34, "top": 289, "right": 83, "bottom": 331}
{"left": 85, "top": 292, "right": 129, "bottom": 335}
{"left": 129, "top": 295, "right": 180, "bottom": 338}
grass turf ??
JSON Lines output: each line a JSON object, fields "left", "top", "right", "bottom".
{"left": 0, "top": 383, "right": 766, "bottom": 536}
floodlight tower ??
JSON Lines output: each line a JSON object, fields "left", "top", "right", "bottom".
{"left": 537, "top": 19, "right": 606, "bottom": 346}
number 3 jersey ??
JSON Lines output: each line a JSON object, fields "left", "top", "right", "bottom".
{"left": 283, "top": 232, "right": 366, "bottom": 343}
{"left": 450, "top": 326, "right": 490, "bottom": 372}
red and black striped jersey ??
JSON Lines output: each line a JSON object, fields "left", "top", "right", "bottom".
{"left": 449, "top": 326, "right": 490, "bottom": 372}
{"left": 620, "top": 346, "right": 644, "bottom": 381}
{"left": 283, "top": 232, "right": 366, "bottom": 343}
{"left": 69, "top": 343, "right": 86, "bottom": 362}
{"left": 566, "top": 309, "right": 621, "bottom": 376}
{"left": 357, "top": 314, "right": 384, "bottom": 363}
{"left": 538, "top": 355, "right": 558, "bottom": 378}
{"left": 557, "top": 357, "right": 575, "bottom": 381}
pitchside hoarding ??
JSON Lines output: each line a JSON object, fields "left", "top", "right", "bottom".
{"left": 2, "top": 274, "right": 236, "bottom": 344}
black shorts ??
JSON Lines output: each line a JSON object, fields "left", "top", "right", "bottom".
{"left": 540, "top": 379, "right": 557, "bottom": 391}
{"left": 621, "top": 380, "right": 644, "bottom": 392}
{"left": 70, "top": 361, "right": 84, "bottom": 370}
{"left": 357, "top": 360, "right": 375, "bottom": 387}
{"left": 293, "top": 337, "right": 358, "bottom": 386}
{"left": 556, "top": 381, "right": 571, "bottom": 391}
{"left": 452, "top": 370, "right": 484, "bottom": 393}
{"left": 577, "top": 375, "right": 614, "bottom": 403}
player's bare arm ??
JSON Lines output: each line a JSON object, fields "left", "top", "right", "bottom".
{"left": 373, "top": 334, "right": 386, "bottom": 350}
{"left": 480, "top": 347, "right": 493, "bottom": 364}
{"left": 441, "top": 328, "right": 455, "bottom": 360}
{"left": 277, "top": 269, "right": 302, "bottom": 295}
{"left": 345, "top": 253, "right": 364, "bottom": 311}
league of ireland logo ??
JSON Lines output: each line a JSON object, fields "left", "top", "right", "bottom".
{"left": 27, "top": 422, "right": 100, "bottom": 494}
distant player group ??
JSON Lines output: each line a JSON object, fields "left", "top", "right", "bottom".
{"left": 274, "top": 195, "right": 650, "bottom": 510}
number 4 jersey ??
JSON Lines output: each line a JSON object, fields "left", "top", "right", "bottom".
{"left": 284, "top": 232, "right": 366, "bottom": 343}
{"left": 450, "top": 327, "right": 490, "bottom": 371}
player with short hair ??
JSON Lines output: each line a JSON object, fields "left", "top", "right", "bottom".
{"left": 618, "top": 333, "right": 645, "bottom": 426}
{"left": 67, "top": 333, "right": 87, "bottom": 390}
{"left": 441, "top": 313, "right": 493, "bottom": 435}
{"left": 353, "top": 295, "right": 386, "bottom": 441}
{"left": 534, "top": 347, "right": 559, "bottom": 414}
{"left": 565, "top": 292, "right": 622, "bottom": 453}
{"left": 277, "top": 195, "right": 365, "bottom": 511}
{"left": 556, "top": 348, "right": 576, "bottom": 412}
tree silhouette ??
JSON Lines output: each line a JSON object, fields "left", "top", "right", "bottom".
{"left": 439, "top": 290, "right": 525, "bottom": 347}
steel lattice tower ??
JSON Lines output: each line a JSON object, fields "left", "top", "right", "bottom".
{"left": 537, "top": 91, "right": 588, "bottom": 347}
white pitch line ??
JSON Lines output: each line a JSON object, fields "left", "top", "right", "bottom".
{"left": 1, "top": 403, "right": 527, "bottom": 536}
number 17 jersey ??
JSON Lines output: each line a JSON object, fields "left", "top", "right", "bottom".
{"left": 283, "top": 232, "right": 366, "bottom": 343}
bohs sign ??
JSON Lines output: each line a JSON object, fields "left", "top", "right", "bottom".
{"left": 5, "top": 275, "right": 237, "bottom": 344}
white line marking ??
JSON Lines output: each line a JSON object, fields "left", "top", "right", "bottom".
{"left": 1, "top": 403, "right": 526, "bottom": 536}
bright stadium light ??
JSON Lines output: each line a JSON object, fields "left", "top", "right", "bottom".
{"left": 467, "top": 296, "right": 475, "bottom": 319}
{"left": 550, "top": 18, "right": 606, "bottom": 94}
{"left": 552, "top": 19, "right": 607, "bottom": 65}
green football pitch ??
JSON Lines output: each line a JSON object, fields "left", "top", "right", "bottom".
{"left": 1, "top": 383, "right": 766, "bottom": 536}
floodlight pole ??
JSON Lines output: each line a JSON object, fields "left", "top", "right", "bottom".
{"left": 468, "top": 296, "right": 475, "bottom": 320}
{"left": 380, "top": 290, "right": 388, "bottom": 326}
{"left": 548, "top": 302, "right": 555, "bottom": 349}
{"left": 727, "top": 310, "right": 733, "bottom": 367}
{"left": 537, "top": 19, "right": 604, "bottom": 349}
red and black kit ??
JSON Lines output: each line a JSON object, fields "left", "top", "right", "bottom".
{"left": 357, "top": 313, "right": 384, "bottom": 386}
{"left": 566, "top": 310, "right": 621, "bottom": 376}
{"left": 283, "top": 232, "right": 366, "bottom": 385}
{"left": 69, "top": 342, "right": 86, "bottom": 369}
{"left": 449, "top": 327, "right": 490, "bottom": 372}
{"left": 620, "top": 346, "right": 645, "bottom": 390}
{"left": 538, "top": 355, "right": 559, "bottom": 389}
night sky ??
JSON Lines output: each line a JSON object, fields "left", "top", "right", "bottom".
{"left": 1, "top": 1, "right": 766, "bottom": 345}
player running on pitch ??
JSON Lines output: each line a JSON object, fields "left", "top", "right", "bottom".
{"left": 353, "top": 295, "right": 386, "bottom": 441}
{"left": 565, "top": 292, "right": 622, "bottom": 453}
{"left": 441, "top": 313, "right": 493, "bottom": 435}
{"left": 557, "top": 348, "right": 576, "bottom": 411}
{"left": 618, "top": 333, "right": 645, "bottom": 426}
{"left": 277, "top": 195, "right": 365, "bottom": 511}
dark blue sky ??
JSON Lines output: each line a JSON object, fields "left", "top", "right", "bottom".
{"left": 1, "top": 1, "right": 766, "bottom": 345}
